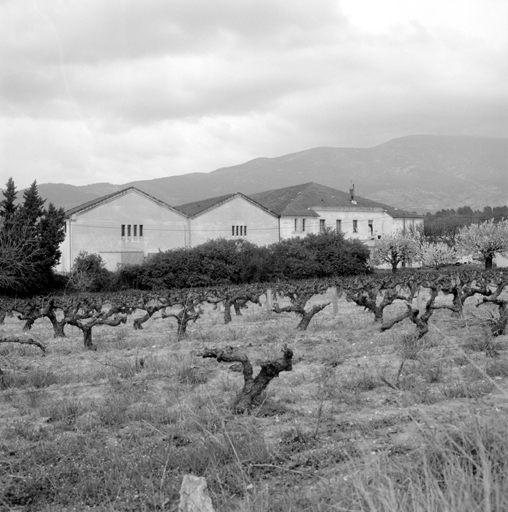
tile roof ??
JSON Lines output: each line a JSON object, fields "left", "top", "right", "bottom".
{"left": 65, "top": 187, "right": 185, "bottom": 218}
{"left": 250, "top": 182, "right": 424, "bottom": 219}
{"left": 175, "top": 192, "right": 278, "bottom": 218}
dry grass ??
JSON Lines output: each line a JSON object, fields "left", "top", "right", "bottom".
{"left": 1, "top": 291, "right": 508, "bottom": 511}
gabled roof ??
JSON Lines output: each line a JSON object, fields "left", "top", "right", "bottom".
{"left": 65, "top": 187, "right": 186, "bottom": 218}
{"left": 250, "top": 182, "right": 424, "bottom": 219}
{"left": 175, "top": 192, "right": 279, "bottom": 219}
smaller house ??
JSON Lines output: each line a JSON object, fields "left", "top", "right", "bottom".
{"left": 176, "top": 193, "right": 280, "bottom": 247}
{"left": 251, "top": 182, "right": 425, "bottom": 242}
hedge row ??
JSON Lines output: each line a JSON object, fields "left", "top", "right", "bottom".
{"left": 119, "top": 230, "right": 370, "bottom": 289}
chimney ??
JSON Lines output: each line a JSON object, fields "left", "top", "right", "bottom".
{"left": 349, "top": 183, "right": 357, "bottom": 204}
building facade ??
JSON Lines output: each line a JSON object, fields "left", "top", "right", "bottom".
{"left": 176, "top": 193, "right": 280, "bottom": 248}
{"left": 58, "top": 182, "right": 427, "bottom": 272}
{"left": 58, "top": 188, "right": 188, "bottom": 272}
{"left": 251, "top": 182, "right": 425, "bottom": 242}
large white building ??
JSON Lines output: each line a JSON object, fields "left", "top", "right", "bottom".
{"left": 57, "top": 182, "right": 426, "bottom": 272}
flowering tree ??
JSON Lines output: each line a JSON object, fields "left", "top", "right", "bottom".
{"left": 369, "top": 233, "right": 419, "bottom": 273}
{"left": 417, "top": 242, "right": 457, "bottom": 269}
{"left": 456, "top": 220, "right": 508, "bottom": 269}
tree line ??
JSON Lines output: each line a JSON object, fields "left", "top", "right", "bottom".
{"left": 424, "top": 204, "right": 508, "bottom": 245}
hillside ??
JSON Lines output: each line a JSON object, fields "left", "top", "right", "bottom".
{"left": 19, "top": 135, "right": 508, "bottom": 212}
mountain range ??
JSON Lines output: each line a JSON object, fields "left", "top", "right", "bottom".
{"left": 18, "top": 135, "right": 508, "bottom": 213}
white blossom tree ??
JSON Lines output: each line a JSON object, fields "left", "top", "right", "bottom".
{"left": 417, "top": 241, "right": 457, "bottom": 269}
{"left": 456, "top": 219, "right": 508, "bottom": 269}
{"left": 369, "top": 233, "right": 419, "bottom": 273}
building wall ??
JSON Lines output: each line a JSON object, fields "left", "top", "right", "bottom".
{"left": 279, "top": 208, "right": 424, "bottom": 242}
{"left": 311, "top": 207, "right": 394, "bottom": 240}
{"left": 494, "top": 255, "right": 508, "bottom": 268}
{"left": 189, "top": 196, "right": 279, "bottom": 247}
{"left": 279, "top": 216, "right": 319, "bottom": 239}
{"left": 58, "top": 190, "right": 188, "bottom": 272}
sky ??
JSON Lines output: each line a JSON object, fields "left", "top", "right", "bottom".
{"left": 1, "top": 0, "right": 507, "bottom": 190}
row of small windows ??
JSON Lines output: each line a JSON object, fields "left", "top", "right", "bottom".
{"left": 232, "top": 225, "right": 247, "bottom": 236}
{"left": 121, "top": 224, "right": 143, "bottom": 238}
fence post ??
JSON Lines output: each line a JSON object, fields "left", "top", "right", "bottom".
{"left": 266, "top": 289, "right": 273, "bottom": 311}
{"left": 331, "top": 287, "right": 339, "bottom": 316}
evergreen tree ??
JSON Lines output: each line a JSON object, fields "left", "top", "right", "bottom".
{"left": 18, "top": 180, "right": 45, "bottom": 224}
{"left": 0, "top": 179, "right": 65, "bottom": 294}
{"left": 0, "top": 177, "right": 18, "bottom": 225}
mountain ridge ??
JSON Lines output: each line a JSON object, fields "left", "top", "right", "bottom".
{"left": 12, "top": 134, "right": 508, "bottom": 213}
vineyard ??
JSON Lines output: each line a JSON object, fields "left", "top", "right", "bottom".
{"left": 1, "top": 268, "right": 508, "bottom": 510}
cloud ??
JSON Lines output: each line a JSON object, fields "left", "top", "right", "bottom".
{"left": 0, "top": 0, "right": 506, "bottom": 190}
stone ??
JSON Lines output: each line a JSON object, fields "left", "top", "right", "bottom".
{"left": 178, "top": 474, "right": 215, "bottom": 512}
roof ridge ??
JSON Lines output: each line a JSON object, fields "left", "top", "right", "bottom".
{"left": 65, "top": 187, "right": 183, "bottom": 217}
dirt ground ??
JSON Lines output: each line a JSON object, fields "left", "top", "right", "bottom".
{"left": 1, "top": 290, "right": 507, "bottom": 510}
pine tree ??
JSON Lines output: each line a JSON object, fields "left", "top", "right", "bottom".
{"left": 18, "top": 180, "right": 45, "bottom": 224}
{"left": 38, "top": 202, "right": 66, "bottom": 271}
{"left": 0, "top": 179, "right": 65, "bottom": 294}
{"left": 0, "top": 177, "right": 18, "bottom": 224}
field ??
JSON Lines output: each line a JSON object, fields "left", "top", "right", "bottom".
{"left": 1, "top": 289, "right": 508, "bottom": 511}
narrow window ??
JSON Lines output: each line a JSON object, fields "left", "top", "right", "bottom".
{"left": 319, "top": 219, "right": 325, "bottom": 233}
{"left": 134, "top": 225, "right": 137, "bottom": 237}
{"left": 139, "top": 225, "right": 143, "bottom": 237}
{"left": 236, "top": 225, "right": 239, "bottom": 236}
{"left": 336, "top": 219, "right": 342, "bottom": 232}
{"left": 121, "top": 224, "right": 125, "bottom": 237}
{"left": 302, "top": 218, "right": 306, "bottom": 232}
{"left": 232, "top": 226, "right": 235, "bottom": 236}
{"left": 244, "top": 226, "right": 247, "bottom": 236}
{"left": 127, "top": 225, "right": 131, "bottom": 237}
{"left": 294, "top": 218, "right": 298, "bottom": 232}
{"left": 240, "top": 226, "right": 243, "bottom": 236}
{"left": 368, "top": 220, "right": 373, "bottom": 236}
{"left": 353, "top": 220, "right": 358, "bottom": 233}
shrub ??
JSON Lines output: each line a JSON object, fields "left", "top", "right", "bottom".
{"left": 117, "top": 231, "right": 369, "bottom": 289}
{"left": 68, "top": 252, "right": 113, "bottom": 292}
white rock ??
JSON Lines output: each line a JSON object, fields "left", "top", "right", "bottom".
{"left": 178, "top": 474, "right": 215, "bottom": 512}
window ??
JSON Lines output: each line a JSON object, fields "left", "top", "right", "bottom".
{"left": 319, "top": 219, "right": 325, "bottom": 233}
{"left": 336, "top": 219, "right": 342, "bottom": 232}
{"left": 368, "top": 220, "right": 373, "bottom": 236}
{"left": 294, "top": 218, "right": 306, "bottom": 233}
{"left": 122, "top": 224, "right": 143, "bottom": 238}
{"left": 353, "top": 220, "right": 358, "bottom": 233}
{"left": 232, "top": 225, "right": 247, "bottom": 237}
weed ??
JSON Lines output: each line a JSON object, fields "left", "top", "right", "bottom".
{"left": 1, "top": 368, "right": 59, "bottom": 389}
{"left": 486, "top": 359, "right": 508, "bottom": 378}
{"left": 440, "top": 380, "right": 494, "bottom": 399}
{"left": 176, "top": 355, "right": 211, "bottom": 385}
{"left": 41, "top": 399, "right": 84, "bottom": 424}
{"left": 342, "top": 365, "right": 381, "bottom": 391}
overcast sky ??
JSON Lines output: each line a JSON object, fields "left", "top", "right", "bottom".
{"left": 1, "top": 0, "right": 507, "bottom": 190}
